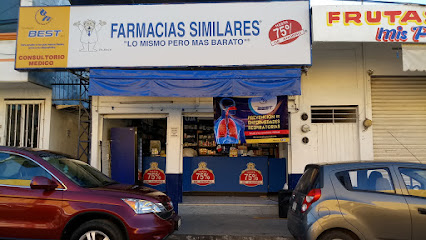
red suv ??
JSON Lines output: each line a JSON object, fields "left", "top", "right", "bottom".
{"left": 0, "top": 146, "right": 180, "bottom": 240}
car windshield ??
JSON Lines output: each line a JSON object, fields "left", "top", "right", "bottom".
{"left": 38, "top": 152, "right": 117, "bottom": 188}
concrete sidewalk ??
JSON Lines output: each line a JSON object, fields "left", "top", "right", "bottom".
{"left": 168, "top": 195, "right": 294, "bottom": 240}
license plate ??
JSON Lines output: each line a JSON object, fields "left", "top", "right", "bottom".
{"left": 292, "top": 201, "right": 297, "bottom": 211}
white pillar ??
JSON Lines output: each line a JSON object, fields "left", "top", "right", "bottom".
{"left": 91, "top": 96, "right": 101, "bottom": 170}
{"left": 42, "top": 92, "right": 52, "bottom": 149}
{"left": 166, "top": 110, "right": 183, "bottom": 174}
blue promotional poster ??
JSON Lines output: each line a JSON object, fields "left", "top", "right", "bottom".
{"left": 213, "top": 96, "right": 289, "bottom": 144}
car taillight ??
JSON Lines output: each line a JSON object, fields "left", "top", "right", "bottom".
{"left": 301, "top": 188, "right": 321, "bottom": 213}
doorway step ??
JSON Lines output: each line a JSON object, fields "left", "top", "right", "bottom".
{"left": 179, "top": 195, "right": 278, "bottom": 215}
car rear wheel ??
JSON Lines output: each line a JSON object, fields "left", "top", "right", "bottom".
{"left": 318, "top": 230, "right": 357, "bottom": 240}
{"left": 70, "top": 219, "right": 124, "bottom": 240}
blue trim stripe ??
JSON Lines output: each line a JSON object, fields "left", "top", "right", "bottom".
{"left": 89, "top": 68, "right": 302, "bottom": 97}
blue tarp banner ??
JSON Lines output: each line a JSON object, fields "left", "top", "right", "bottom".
{"left": 89, "top": 69, "right": 301, "bottom": 97}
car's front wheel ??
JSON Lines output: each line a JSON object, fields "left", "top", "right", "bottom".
{"left": 318, "top": 230, "right": 357, "bottom": 240}
{"left": 70, "top": 219, "right": 124, "bottom": 240}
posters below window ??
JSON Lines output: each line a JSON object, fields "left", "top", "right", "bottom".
{"left": 142, "top": 162, "right": 166, "bottom": 186}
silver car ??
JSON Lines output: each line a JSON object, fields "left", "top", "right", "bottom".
{"left": 287, "top": 162, "right": 426, "bottom": 240}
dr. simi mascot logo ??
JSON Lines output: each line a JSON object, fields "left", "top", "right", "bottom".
{"left": 73, "top": 19, "right": 106, "bottom": 52}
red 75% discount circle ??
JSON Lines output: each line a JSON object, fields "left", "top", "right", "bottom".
{"left": 268, "top": 20, "right": 304, "bottom": 46}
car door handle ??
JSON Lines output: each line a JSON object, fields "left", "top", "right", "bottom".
{"left": 418, "top": 208, "right": 426, "bottom": 214}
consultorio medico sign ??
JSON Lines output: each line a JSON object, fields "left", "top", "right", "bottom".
{"left": 15, "top": 1, "right": 311, "bottom": 69}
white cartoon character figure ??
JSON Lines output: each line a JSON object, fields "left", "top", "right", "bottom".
{"left": 73, "top": 20, "right": 106, "bottom": 52}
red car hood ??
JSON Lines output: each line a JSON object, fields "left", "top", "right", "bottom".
{"left": 92, "top": 183, "right": 170, "bottom": 204}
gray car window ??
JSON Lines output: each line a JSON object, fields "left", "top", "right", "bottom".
{"left": 336, "top": 168, "right": 395, "bottom": 194}
{"left": 399, "top": 168, "right": 426, "bottom": 198}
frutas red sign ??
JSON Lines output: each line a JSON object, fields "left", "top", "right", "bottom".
{"left": 313, "top": 5, "right": 426, "bottom": 43}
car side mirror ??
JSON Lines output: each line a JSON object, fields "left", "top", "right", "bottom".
{"left": 30, "top": 176, "right": 58, "bottom": 191}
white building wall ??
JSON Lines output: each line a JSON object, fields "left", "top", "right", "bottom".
{"left": 290, "top": 42, "right": 367, "bottom": 174}
{"left": 289, "top": 42, "right": 426, "bottom": 175}
{"left": 0, "top": 40, "right": 28, "bottom": 83}
{"left": 0, "top": 86, "right": 52, "bottom": 149}
{"left": 364, "top": 43, "right": 425, "bottom": 76}
{"left": 0, "top": 15, "right": 52, "bottom": 150}
{"left": 49, "top": 107, "right": 79, "bottom": 157}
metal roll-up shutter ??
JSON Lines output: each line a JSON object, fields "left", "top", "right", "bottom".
{"left": 371, "top": 77, "right": 426, "bottom": 163}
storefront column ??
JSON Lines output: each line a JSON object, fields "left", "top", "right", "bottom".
{"left": 166, "top": 110, "right": 183, "bottom": 213}
{"left": 91, "top": 96, "right": 101, "bottom": 170}
{"left": 288, "top": 112, "right": 302, "bottom": 190}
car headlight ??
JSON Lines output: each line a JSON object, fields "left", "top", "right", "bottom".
{"left": 122, "top": 199, "right": 166, "bottom": 214}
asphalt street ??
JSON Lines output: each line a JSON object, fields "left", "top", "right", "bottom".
{"left": 174, "top": 213, "right": 292, "bottom": 237}
{"left": 169, "top": 195, "right": 294, "bottom": 240}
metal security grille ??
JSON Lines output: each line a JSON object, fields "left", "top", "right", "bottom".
{"left": 51, "top": 70, "right": 90, "bottom": 162}
{"left": 311, "top": 106, "right": 358, "bottom": 123}
{"left": 6, "top": 102, "right": 42, "bottom": 148}
{"left": 371, "top": 77, "right": 426, "bottom": 162}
